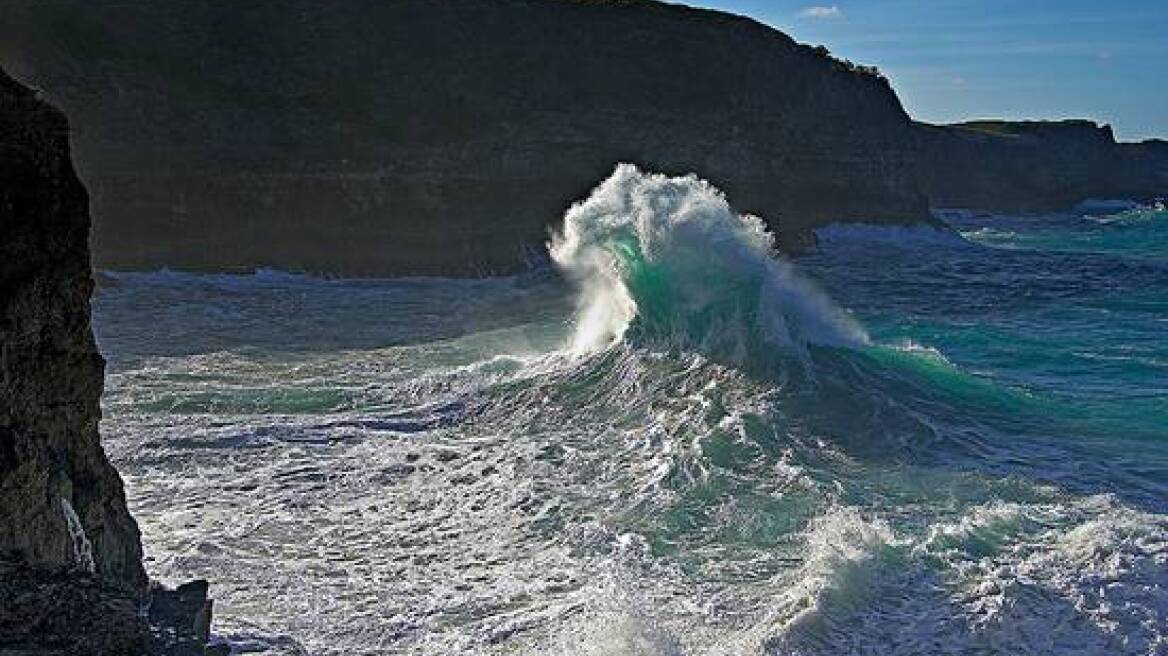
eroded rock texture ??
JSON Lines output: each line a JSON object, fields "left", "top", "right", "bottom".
{"left": 0, "top": 560, "right": 144, "bottom": 654}
{"left": 1, "top": 62, "right": 221, "bottom": 656}
{"left": 0, "top": 66, "right": 145, "bottom": 592}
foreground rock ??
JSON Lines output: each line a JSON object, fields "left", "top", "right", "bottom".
{"left": 0, "top": 560, "right": 142, "bottom": 654}
{"left": 0, "top": 58, "right": 143, "bottom": 595}
{"left": 1, "top": 0, "right": 928, "bottom": 276}
{"left": 0, "top": 561, "right": 213, "bottom": 655}
{"left": 0, "top": 66, "right": 216, "bottom": 655}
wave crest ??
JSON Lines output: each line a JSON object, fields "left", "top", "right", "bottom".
{"left": 548, "top": 164, "right": 869, "bottom": 357}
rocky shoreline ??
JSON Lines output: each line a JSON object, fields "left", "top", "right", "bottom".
{"left": 0, "top": 561, "right": 219, "bottom": 656}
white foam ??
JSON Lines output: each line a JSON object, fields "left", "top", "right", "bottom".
{"left": 758, "top": 496, "right": 1168, "bottom": 655}
{"left": 1073, "top": 198, "right": 1142, "bottom": 215}
{"left": 60, "top": 498, "right": 96, "bottom": 575}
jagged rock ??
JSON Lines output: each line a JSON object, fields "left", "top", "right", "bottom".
{"left": 0, "top": 560, "right": 144, "bottom": 655}
{"left": 0, "top": 62, "right": 144, "bottom": 592}
{"left": 0, "top": 561, "right": 218, "bottom": 656}
{"left": 149, "top": 580, "right": 213, "bottom": 644}
{"left": 146, "top": 580, "right": 216, "bottom": 656}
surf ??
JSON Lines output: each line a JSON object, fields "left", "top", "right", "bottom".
{"left": 89, "top": 171, "right": 1168, "bottom": 655}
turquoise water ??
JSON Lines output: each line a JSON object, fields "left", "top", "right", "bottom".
{"left": 810, "top": 214, "right": 1168, "bottom": 502}
{"left": 94, "top": 169, "right": 1167, "bottom": 654}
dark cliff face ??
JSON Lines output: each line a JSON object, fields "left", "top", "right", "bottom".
{"left": 1119, "top": 138, "right": 1168, "bottom": 198}
{"left": 0, "top": 65, "right": 218, "bottom": 656}
{"left": 0, "top": 67, "right": 146, "bottom": 590}
{"left": 917, "top": 120, "right": 1168, "bottom": 213}
{"left": 1, "top": 0, "right": 928, "bottom": 276}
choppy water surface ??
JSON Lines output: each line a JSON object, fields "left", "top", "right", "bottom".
{"left": 95, "top": 170, "right": 1168, "bottom": 655}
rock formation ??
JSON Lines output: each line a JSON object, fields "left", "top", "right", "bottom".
{"left": 0, "top": 64, "right": 214, "bottom": 656}
{"left": 916, "top": 120, "right": 1168, "bottom": 213}
{"left": 0, "top": 0, "right": 927, "bottom": 276}
{"left": 0, "top": 64, "right": 144, "bottom": 590}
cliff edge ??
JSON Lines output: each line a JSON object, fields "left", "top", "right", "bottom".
{"left": 0, "top": 0, "right": 928, "bottom": 276}
{"left": 917, "top": 119, "right": 1168, "bottom": 213}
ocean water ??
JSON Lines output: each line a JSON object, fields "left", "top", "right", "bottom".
{"left": 93, "top": 167, "right": 1168, "bottom": 655}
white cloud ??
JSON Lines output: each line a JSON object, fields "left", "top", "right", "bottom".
{"left": 799, "top": 5, "right": 843, "bottom": 19}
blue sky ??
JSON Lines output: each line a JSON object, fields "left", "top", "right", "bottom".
{"left": 690, "top": 1, "right": 1168, "bottom": 141}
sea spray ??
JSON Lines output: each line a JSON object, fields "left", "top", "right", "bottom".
{"left": 549, "top": 164, "right": 869, "bottom": 357}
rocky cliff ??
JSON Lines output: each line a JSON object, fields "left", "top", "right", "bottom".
{"left": 0, "top": 66, "right": 145, "bottom": 590}
{"left": 0, "top": 0, "right": 928, "bottom": 276}
{"left": 916, "top": 119, "right": 1168, "bottom": 213}
{"left": 0, "top": 65, "right": 215, "bottom": 656}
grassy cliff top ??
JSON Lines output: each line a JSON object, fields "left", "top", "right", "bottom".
{"left": 952, "top": 119, "right": 1107, "bottom": 138}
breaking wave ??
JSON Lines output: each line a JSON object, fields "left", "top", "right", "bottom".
{"left": 549, "top": 164, "right": 868, "bottom": 357}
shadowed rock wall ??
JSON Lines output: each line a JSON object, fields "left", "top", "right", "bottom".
{"left": 0, "top": 67, "right": 145, "bottom": 590}
{"left": 4, "top": 1, "right": 1163, "bottom": 277}
{"left": 1, "top": 0, "right": 928, "bottom": 276}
